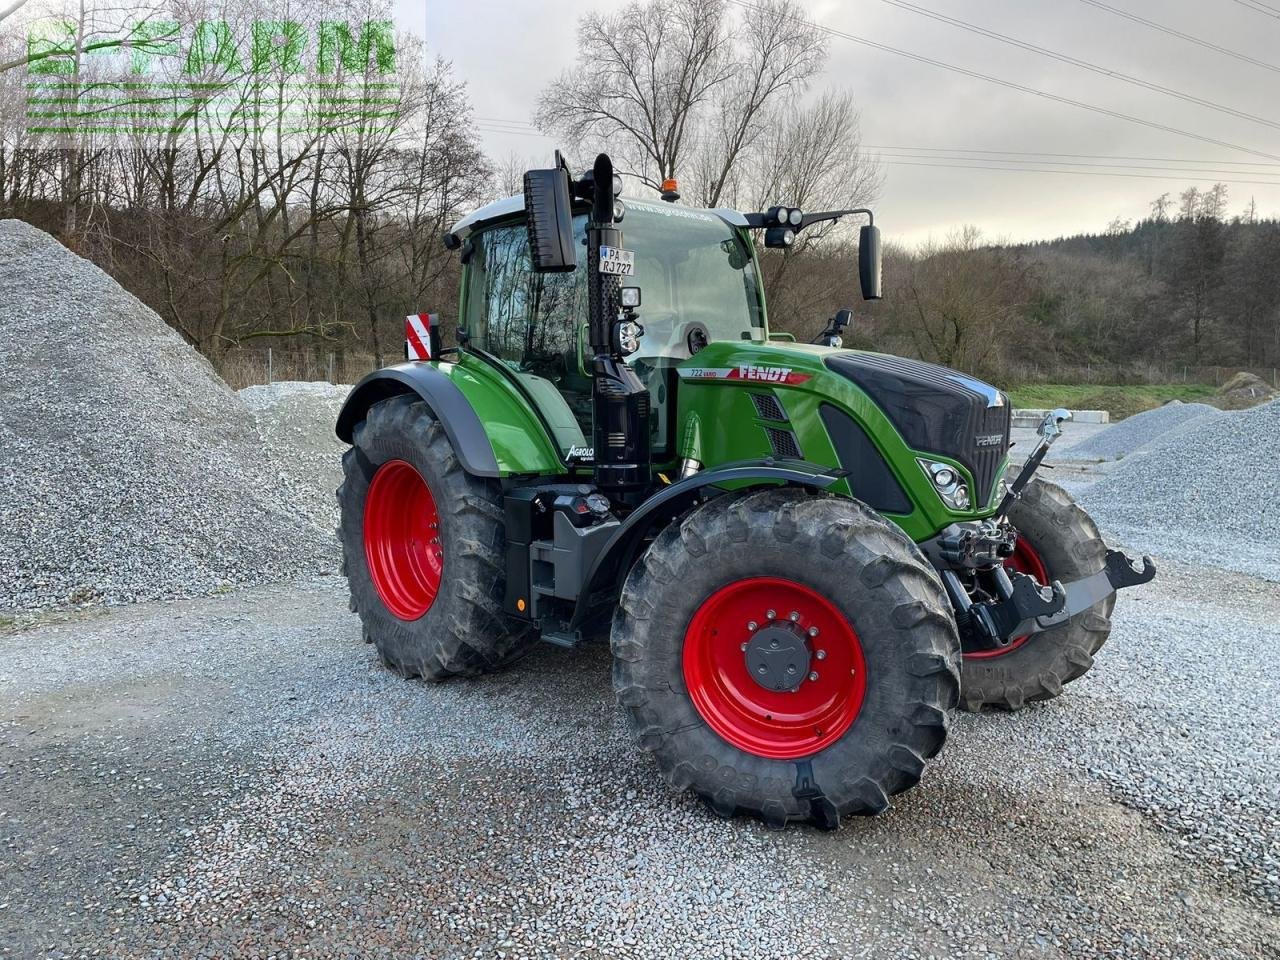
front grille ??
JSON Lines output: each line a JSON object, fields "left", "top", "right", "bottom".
{"left": 750, "top": 392, "right": 787, "bottom": 422}
{"left": 764, "top": 426, "right": 802, "bottom": 460}
{"left": 970, "top": 404, "right": 1012, "bottom": 507}
{"left": 825, "top": 352, "right": 1010, "bottom": 508}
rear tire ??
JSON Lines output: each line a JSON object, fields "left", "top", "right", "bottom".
{"left": 338, "top": 394, "right": 533, "bottom": 680}
{"left": 959, "top": 479, "right": 1114, "bottom": 711}
{"left": 610, "top": 488, "right": 960, "bottom": 828}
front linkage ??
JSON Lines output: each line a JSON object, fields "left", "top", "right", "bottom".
{"left": 924, "top": 409, "right": 1156, "bottom": 655}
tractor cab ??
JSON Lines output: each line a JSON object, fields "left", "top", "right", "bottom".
{"left": 451, "top": 195, "right": 769, "bottom": 464}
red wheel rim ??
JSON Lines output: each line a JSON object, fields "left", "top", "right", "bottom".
{"left": 363, "top": 460, "right": 443, "bottom": 621}
{"left": 964, "top": 536, "right": 1049, "bottom": 660}
{"left": 682, "top": 578, "right": 867, "bottom": 760}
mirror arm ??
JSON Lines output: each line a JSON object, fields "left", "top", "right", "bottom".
{"left": 797, "top": 208, "right": 873, "bottom": 231}
{"left": 742, "top": 207, "right": 873, "bottom": 233}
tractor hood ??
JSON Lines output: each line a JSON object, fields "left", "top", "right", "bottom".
{"left": 673, "top": 340, "right": 1012, "bottom": 536}
{"left": 822, "top": 351, "right": 1011, "bottom": 517}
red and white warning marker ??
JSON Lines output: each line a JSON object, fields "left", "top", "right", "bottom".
{"left": 405, "top": 313, "right": 435, "bottom": 360}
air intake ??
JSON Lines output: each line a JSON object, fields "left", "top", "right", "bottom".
{"left": 764, "top": 426, "right": 802, "bottom": 460}
{"left": 750, "top": 392, "right": 787, "bottom": 422}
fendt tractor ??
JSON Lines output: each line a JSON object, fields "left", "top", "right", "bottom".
{"left": 334, "top": 153, "right": 1154, "bottom": 827}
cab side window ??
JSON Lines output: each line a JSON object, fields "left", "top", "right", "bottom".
{"left": 465, "top": 220, "right": 593, "bottom": 451}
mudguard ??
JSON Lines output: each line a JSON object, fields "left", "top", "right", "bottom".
{"left": 336, "top": 363, "right": 502, "bottom": 476}
{"left": 568, "top": 460, "right": 844, "bottom": 629}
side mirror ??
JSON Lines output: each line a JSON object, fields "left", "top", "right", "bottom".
{"left": 524, "top": 163, "right": 576, "bottom": 273}
{"left": 832, "top": 308, "right": 852, "bottom": 332}
{"left": 859, "top": 224, "right": 882, "bottom": 301}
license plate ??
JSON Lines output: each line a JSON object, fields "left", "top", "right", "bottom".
{"left": 599, "top": 245, "right": 635, "bottom": 276}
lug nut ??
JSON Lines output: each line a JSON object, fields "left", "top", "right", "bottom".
{"left": 787, "top": 665, "right": 797, "bottom": 674}
{"left": 815, "top": 649, "right": 827, "bottom": 661}
{"left": 757, "top": 666, "right": 767, "bottom": 675}
{"left": 747, "top": 620, "right": 758, "bottom": 632}
{"left": 807, "top": 626, "right": 819, "bottom": 638}
{"left": 808, "top": 671, "right": 819, "bottom": 682}
{"left": 740, "top": 642, "right": 748, "bottom": 652}
{"left": 766, "top": 609, "right": 776, "bottom": 620}
{"left": 769, "top": 639, "right": 779, "bottom": 649}
{"left": 789, "top": 611, "right": 800, "bottom": 622}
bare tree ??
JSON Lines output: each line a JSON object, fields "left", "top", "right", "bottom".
{"left": 535, "top": 0, "right": 733, "bottom": 187}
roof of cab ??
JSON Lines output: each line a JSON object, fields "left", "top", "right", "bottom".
{"left": 446, "top": 195, "right": 750, "bottom": 244}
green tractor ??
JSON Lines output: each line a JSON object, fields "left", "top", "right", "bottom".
{"left": 335, "top": 153, "right": 1153, "bottom": 827}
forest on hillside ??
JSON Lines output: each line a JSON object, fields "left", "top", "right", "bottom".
{"left": 0, "top": 0, "right": 1276, "bottom": 387}
{"left": 848, "top": 186, "right": 1280, "bottom": 384}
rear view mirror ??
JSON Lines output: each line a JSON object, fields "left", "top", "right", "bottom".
{"left": 859, "top": 224, "right": 882, "bottom": 301}
{"left": 524, "top": 163, "right": 576, "bottom": 273}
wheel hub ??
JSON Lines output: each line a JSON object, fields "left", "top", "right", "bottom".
{"left": 682, "top": 577, "right": 867, "bottom": 760}
{"left": 744, "top": 624, "right": 811, "bottom": 693}
{"left": 363, "top": 459, "right": 443, "bottom": 622}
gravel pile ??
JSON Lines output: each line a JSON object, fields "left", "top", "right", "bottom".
{"left": 240, "top": 381, "right": 350, "bottom": 529}
{"left": 0, "top": 219, "right": 337, "bottom": 611}
{"left": 1062, "top": 401, "right": 1222, "bottom": 461}
{"left": 1079, "top": 399, "right": 1280, "bottom": 580}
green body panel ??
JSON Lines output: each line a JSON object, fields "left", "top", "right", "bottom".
{"left": 429, "top": 353, "right": 566, "bottom": 477}
{"left": 674, "top": 341, "right": 1008, "bottom": 543}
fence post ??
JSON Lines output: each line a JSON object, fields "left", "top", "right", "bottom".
{"left": 328, "top": 352, "right": 335, "bottom": 384}
{"left": 267, "top": 347, "right": 273, "bottom": 385}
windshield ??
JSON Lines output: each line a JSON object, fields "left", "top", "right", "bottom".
{"left": 464, "top": 203, "right": 764, "bottom": 365}
{"left": 622, "top": 202, "right": 765, "bottom": 356}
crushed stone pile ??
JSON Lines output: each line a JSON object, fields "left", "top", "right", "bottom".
{"left": 239, "top": 381, "right": 350, "bottom": 529}
{"left": 1079, "top": 399, "right": 1279, "bottom": 581}
{"left": 0, "top": 219, "right": 337, "bottom": 611}
{"left": 1062, "top": 401, "right": 1222, "bottom": 462}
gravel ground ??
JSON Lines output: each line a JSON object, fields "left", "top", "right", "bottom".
{"left": 239, "top": 381, "right": 351, "bottom": 529}
{"left": 1060, "top": 402, "right": 1222, "bottom": 462}
{"left": 2, "top": 560, "right": 1277, "bottom": 959}
{"left": 1077, "top": 400, "right": 1280, "bottom": 582}
{"left": 0, "top": 221, "right": 336, "bottom": 611}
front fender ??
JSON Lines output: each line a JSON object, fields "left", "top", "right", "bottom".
{"left": 568, "top": 460, "right": 843, "bottom": 629}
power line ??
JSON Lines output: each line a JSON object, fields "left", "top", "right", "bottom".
{"left": 472, "top": 112, "right": 1280, "bottom": 177}
{"left": 1227, "top": 0, "right": 1280, "bottom": 21}
{"left": 1074, "top": 0, "right": 1280, "bottom": 74}
{"left": 472, "top": 123, "right": 1280, "bottom": 184}
{"left": 869, "top": 152, "right": 1280, "bottom": 180}
{"left": 875, "top": 0, "right": 1280, "bottom": 131}
{"left": 878, "top": 158, "right": 1280, "bottom": 188}
{"left": 862, "top": 144, "right": 1280, "bottom": 167}
{"left": 725, "top": 0, "right": 1280, "bottom": 163}
{"left": 479, "top": 118, "right": 1280, "bottom": 167}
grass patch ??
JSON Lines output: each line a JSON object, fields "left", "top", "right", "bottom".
{"left": 1005, "top": 383, "right": 1216, "bottom": 420}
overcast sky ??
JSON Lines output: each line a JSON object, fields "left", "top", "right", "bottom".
{"left": 395, "top": 0, "right": 1280, "bottom": 246}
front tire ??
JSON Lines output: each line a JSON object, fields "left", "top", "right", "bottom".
{"left": 959, "top": 479, "right": 1115, "bottom": 711}
{"left": 338, "top": 394, "right": 533, "bottom": 680}
{"left": 610, "top": 488, "right": 960, "bottom": 828}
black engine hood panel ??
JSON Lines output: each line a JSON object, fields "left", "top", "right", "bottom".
{"left": 825, "top": 352, "right": 1010, "bottom": 507}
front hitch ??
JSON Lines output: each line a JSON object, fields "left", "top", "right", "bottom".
{"left": 960, "top": 548, "right": 1156, "bottom": 652}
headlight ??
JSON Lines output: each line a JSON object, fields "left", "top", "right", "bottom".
{"left": 919, "top": 459, "right": 971, "bottom": 511}
{"left": 617, "top": 320, "right": 643, "bottom": 355}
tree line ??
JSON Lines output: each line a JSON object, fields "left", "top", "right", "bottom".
{"left": 1, "top": 0, "right": 1276, "bottom": 385}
